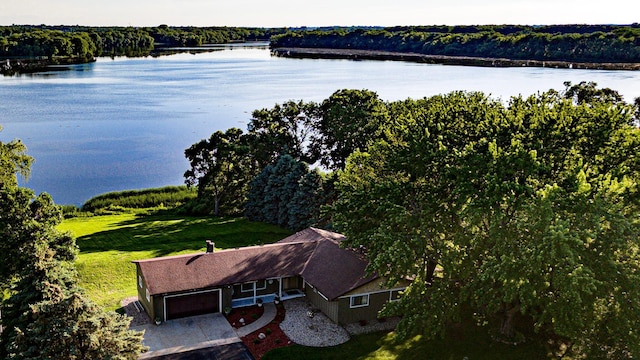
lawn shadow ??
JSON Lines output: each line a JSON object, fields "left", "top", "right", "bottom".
{"left": 75, "top": 213, "right": 291, "bottom": 258}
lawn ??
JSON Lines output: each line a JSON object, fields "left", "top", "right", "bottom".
{"left": 58, "top": 211, "right": 291, "bottom": 311}
{"left": 263, "top": 326, "right": 550, "bottom": 360}
{"left": 59, "top": 211, "right": 551, "bottom": 359}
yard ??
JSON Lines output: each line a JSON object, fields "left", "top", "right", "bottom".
{"left": 60, "top": 210, "right": 551, "bottom": 359}
{"left": 58, "top": 211, "right": 291, "bottom": 310}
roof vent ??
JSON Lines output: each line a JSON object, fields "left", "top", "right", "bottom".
{"left": 206, "top": 240, "right": 215, "bottom": 253}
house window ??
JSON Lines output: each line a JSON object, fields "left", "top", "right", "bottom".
{"left": 390, "top": 289, "right": 404, "bottom": 302}
{"left": 145, "top": 288, "right": 150, "bottom": 302}
{"left": 350, "top": 294, "right": 370, "bottom": 308}
{"left": 256, "top": 280, "right": 267, "bottom": 290}
{"left": 138, "top": 275, "right": 143, "bottom": 289}
{"left": 241, "top": 282, "right": 254, "bottom": 292}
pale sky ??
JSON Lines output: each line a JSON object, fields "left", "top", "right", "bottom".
{"left": 0, "top": 0, "right": 637, "bottom": 27}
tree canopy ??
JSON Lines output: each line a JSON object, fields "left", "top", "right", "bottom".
{"left": 1, "top": 131, "right": 146, "bottom": 359}
{"left": 184, "top": 128, "right": 254, "bottom": 216}
{"left": 333, "top": 85, "right": 640, "bottom": 358}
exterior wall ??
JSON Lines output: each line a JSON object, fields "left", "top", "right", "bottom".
{"left": 222, "top": 286, "right": 233, "bottom": 311}
{"left": 342, "top": 278, "right": 411, "bottom": 297}
{"left": 304, "top": 284, "right": 339, "bottom": 323}
{"left": 135, "top": 264, "right": 156, "bottom": 320}
{"left": 153, "top": 295, "right": 164, "bottom": 321}
{"left": 282, "top": 276, "right": 302, "bottom": 291}
{"left": 260, "top": 279, "right": 280, "bottom": 296}
{"left": 232, "top": 279, "right": 280, "bottom": 300}
{"left": 337, "top": 290, "right": 393, "bottom": 324}
{"left": 336, "top": 277, "right": 410, "bottom": 325}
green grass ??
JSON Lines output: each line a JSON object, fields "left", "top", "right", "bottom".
{"left": 60, "top": 210, "right": 551, "bottom": 359}
{"left": 58, "top": 211, "right": 291, "bottom": 311}
{"left": 264, "top": 326, "right": 549, "bottom": 360}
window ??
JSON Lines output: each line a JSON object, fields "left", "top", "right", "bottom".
{"left": 390, "top": 289, "right": 404, "bottom": 302}
{"left": 256, "top": 280, "right": 267, "bottom": 290}
{"left": 350, "top": 294, "right": 370, "bottom": 308}
{"left": 241, "top": 283, "right": 254, "bottom": 292}
{"left": 145, "top": 288, "right": 150, "bottom": 302}
{"left": 138, "top": 275, "right": 143, "bottom": 288}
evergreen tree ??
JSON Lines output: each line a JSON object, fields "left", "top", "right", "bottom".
{"left": 1, "top": 134, "right": 146, "bottom": 359}
{"left": 245, "top": 155, "right": 325, "bottom": 231}
{"left": 244, "top": 164, "right": 273, "bottom": 222}
{"left": 287, "top": 170, "right": 324, "bottom": 231}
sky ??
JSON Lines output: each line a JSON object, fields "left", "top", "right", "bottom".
{"left": 0, "top": 0, "right": 637, "bottom": 27}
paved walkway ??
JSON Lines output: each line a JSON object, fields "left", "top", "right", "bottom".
{"left": 234, "top": 302, "right": 277, "bottom": 337}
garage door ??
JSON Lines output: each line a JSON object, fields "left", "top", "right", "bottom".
{"left": 165, "top": 289, "right": 220, "bottom": 320}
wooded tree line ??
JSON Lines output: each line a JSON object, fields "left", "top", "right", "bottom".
{"left": 183, "top": 89, "right": 386, "bottom": 231}
{"left": 186, "top": 83, "right": 640, "bottom": 358}
{"left": 270, "top": 24, "right": 640, "bottom": 63}
{"left": 1, "top": 127, "right": 146, "bottom": 359}
{"left": 0, "top": 25, "right": 284, "bottom": 61}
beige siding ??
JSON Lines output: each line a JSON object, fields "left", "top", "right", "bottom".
{"left": 305, "top": 286, "right": 339, "bottom": 323}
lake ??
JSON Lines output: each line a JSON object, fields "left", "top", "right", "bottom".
{"left": 2, "top": 43, "right": 640, "bottom": 205}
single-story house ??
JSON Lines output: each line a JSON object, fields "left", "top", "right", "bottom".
{"left": 133, "top": 227, "right": 408, "bottom": 324}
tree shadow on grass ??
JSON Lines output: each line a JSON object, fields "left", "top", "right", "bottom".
{"left": 75, "top": 213, "right": 291, "bottom": 258}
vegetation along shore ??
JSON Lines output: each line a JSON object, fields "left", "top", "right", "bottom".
{"left": 2, "top": 23, "right": 640, "bottom": 74}
{"left": 271, "top": 47, "right": 640, "bottom": 70}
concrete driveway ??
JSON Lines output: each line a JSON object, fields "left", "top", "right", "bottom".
{"left": 134, "top": 313, "right": 245, "bottom": 359}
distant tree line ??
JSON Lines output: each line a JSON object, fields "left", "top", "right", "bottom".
{"left": 270, "top": 24, "right": 640, "bottom": 63}
{"left": 0, "top": 25, "right": 285, "bottom": 64}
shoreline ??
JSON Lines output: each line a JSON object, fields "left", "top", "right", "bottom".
{"left": 271, "top": 47, "right": 640, "bottom": 71}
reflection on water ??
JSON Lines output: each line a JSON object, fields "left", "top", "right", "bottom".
{"left": 1, "top": 46, "right": 639, "bottom": 205}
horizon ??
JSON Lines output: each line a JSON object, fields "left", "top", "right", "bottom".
{"left": 1, "top": 0, "right": 638, "bottom": 28}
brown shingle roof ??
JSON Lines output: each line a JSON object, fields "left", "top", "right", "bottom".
{"left": 134, "top": 227, "right": 377, "bottom": 300}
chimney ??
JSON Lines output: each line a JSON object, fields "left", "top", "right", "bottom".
{"left": 206, "top": 240, "right": 215, "bottom": 253}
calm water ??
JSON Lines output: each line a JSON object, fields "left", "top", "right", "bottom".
{"left": 2, "top": 44, "right": 640, "bottom": 205}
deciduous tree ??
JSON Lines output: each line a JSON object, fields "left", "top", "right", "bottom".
{"left": 247, "top": 100, "right": 320, "bottom": 167}
{"left": 317, "top": 89, "right": 390, "bottom": 169}
{"left": 184, "top": 128, "right": 253, "bottom": 216}
{"left": 334, "top": 89, "right": 640, "bottom": 358}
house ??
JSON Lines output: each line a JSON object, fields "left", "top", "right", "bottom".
{"left": 133, "top": 227, "right": 408, "bottom": 324}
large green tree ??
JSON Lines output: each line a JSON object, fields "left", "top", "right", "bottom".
{"left": 317, "top": 89, "right": 390, "bottom": 169}
{"left": 184, "top": 128, "right": 254, "bottom": 216}
{"left": 1, "top": 133, "right": 146, "bottom": 359}
{"left": 247, "top": 100, "right": 321, "bottom": 167}
{"left": 334, "top": 88, "right": 640, "bottom": 358}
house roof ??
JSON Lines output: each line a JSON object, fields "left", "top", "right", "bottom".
{"left": 133, "top": 227, "right": 377, "bottom": 300}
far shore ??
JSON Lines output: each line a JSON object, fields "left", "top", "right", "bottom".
{"left": 271, "top": 47, "right": 640, "bottom": 71}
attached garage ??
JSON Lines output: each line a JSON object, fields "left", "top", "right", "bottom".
{"left": 164, "top": 289, "right": 221, "bottom": 320}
